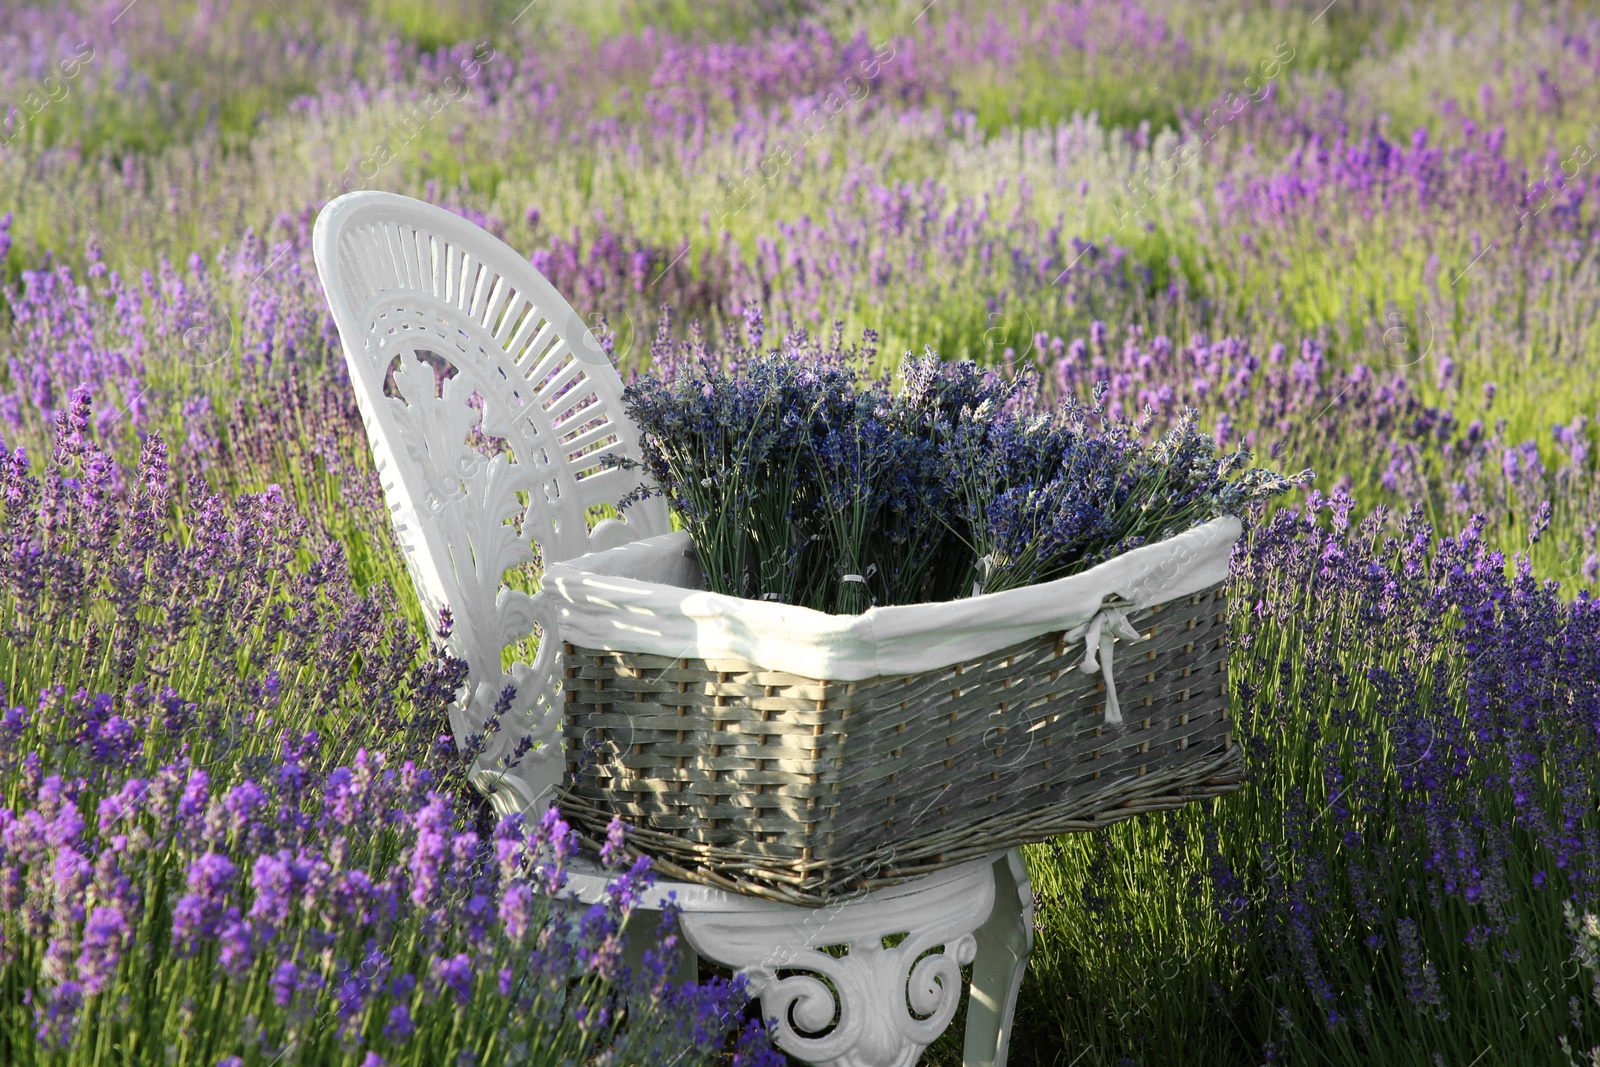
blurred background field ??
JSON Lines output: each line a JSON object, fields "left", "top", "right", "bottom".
{"left": 2, "top": 1, "right": 1600, "bottom": 1064}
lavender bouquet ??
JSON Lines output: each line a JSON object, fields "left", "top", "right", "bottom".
{"left": 617, "top": 338, "right": 1312, "bottom": 614}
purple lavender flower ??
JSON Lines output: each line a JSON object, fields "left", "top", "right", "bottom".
{"left": 498, "top": 883, "right": 540, "bottom": 944}
{"left": 600, "top": 816, "right": 628, "bottom": 868}
{"left": 221, "top": 781, "right": 265, "bottom": 831}
{"left": 179, "top": 769, "right": 211, "bottom": 821}
{"left": 384, "top": 1002, "right": 416, "bottom": 1043}
{"left": 429, "top": 952, "right": 474, "bottom": 1003}
{"left": 172, "top": 851, "right": 237, "bottom": 953}
{"left": 408, "top": 793, "right": 452, "bottom": 908}
{"left": 270, "top": 959, "right": 299, "bottom": 1009}
{"left": 217, "top": 907, "right": 253, "bottom": 978}
{"left": 75, "top": 903, "right": 128, "bottom": 995}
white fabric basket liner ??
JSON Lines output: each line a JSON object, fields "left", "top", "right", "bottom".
{"left": 543, "top": 515, "right": 1241, "bottom": 682}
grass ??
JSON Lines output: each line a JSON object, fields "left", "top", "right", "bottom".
{"left": 4, "top": 0, "right": 1600, "bottom": 1063}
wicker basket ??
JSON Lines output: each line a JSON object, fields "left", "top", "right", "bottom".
{"left": 552, "top": 539, "right": 1242, "bottom": 904}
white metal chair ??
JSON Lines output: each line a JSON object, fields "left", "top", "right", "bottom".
{"left": 312, "top": 191, "right": 1034, "bottom": 1067}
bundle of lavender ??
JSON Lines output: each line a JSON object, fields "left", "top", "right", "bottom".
{"left": 616, "top": 342, "right": 1311, "bottom": 615}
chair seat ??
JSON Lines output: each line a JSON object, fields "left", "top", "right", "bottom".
{"left": 561, "top": 850, "right": 999, "bottom": 914}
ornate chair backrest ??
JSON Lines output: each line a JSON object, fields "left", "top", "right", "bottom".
{"left": 312, "top": 191, "right": 669, "bottom": 819}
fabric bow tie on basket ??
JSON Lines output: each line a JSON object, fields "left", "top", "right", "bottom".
{"left": 1062, "top": 598, "right": 1147, "bottom": 724}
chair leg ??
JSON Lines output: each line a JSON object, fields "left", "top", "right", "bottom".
{"left": 679, "top": 859, "right": 1000, "bottom": 1067}
{"left": 962, "top": 849, "right": 1034, "bottom": 1067}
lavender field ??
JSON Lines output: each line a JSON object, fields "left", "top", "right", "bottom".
{"left": 3, "top": 0, "right": 1600, "bottom": 1064}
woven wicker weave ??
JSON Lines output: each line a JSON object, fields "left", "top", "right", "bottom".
{"left": 557, "top": 584, "right": 1238, "bottom": 905}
